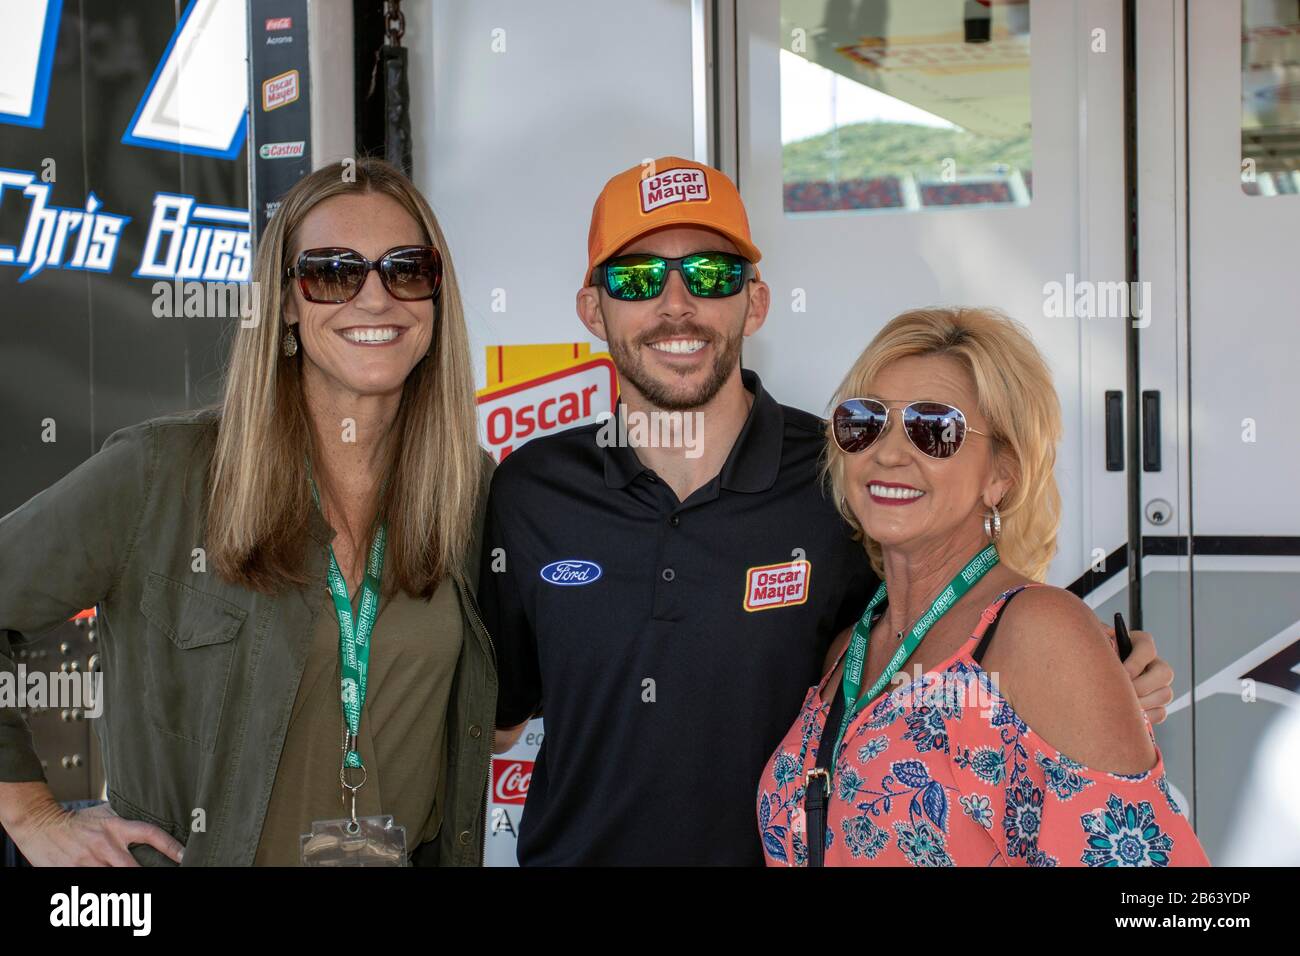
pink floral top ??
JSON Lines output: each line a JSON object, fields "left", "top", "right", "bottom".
{"left": 757, "top": 584, "right": 1211, "bottom": 866}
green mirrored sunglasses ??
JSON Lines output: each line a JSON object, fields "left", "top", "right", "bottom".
{"left": 595, "top": 251, "right": 753, "bottom": 301}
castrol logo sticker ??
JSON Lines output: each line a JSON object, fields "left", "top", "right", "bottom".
{"left": 477, "top": 353, "right": 618, "bottom": 462}
{"left": 743, "top": 559, "right": 811, "bottom": 612}
{"left": 492, "top": 759, "right": 533, "bottom": 804}
{"left": 258, "top": 140, "right": 304, "bottom": 159}
{"left": 640, "top": 167, "right": 709, "bottom": 213}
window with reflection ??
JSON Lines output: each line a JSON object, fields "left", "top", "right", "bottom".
{"left": 781, "top": 0, "right": 1032, "bottom": 215}
{"left": 1242, "top": 0, "right": 1300, "bottom": 196}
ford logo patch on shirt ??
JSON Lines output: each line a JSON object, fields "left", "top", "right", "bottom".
{"left": 539, "top": 559, "right": 603, "bottom": 586}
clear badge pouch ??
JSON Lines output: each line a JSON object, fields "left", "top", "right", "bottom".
{"left": 300, "top": 815, "right": 407, "bottom": 866}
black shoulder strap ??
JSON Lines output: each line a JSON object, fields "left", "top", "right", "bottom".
{"left": 818, "top": 679, "right": 847, "bottom": 775}
{"left": 806, "top": 677, "right": 846, "bottom": 867}
{"left": 972, "top": 587, "right": 1027, "bottom": 665}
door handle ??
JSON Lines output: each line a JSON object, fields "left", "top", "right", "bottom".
{"left": 1105, "top": 390, "right": 1124, "bottom": 471}
{"left": 1142, "top": 390, "right": 1161, "bottom": 471}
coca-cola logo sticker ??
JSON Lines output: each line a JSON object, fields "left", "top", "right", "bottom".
{"left": 493, "top": 759, "right": 533, "bottom": 804}
{"left": 539, "top": 559, "right": 603, "bottom": 587}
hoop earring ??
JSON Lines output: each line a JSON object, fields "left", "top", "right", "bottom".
{"left": 983, "top": 502, "right": 1002, "bottom": 541}
{"left": 282, "top": 326, "right": 298, "bottom": 357}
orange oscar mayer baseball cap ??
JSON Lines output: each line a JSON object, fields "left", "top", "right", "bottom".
{"left": 584, "top": 156, "right": 762, "bottom": 287}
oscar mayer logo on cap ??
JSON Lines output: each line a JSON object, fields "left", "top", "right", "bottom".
{"left": 640, "top": 167, "right": 709, "bottom": 213}
{"left": 743, "top": 559, "right": 811, "bottom": 612}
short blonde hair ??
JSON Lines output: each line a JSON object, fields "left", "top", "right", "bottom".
{"left": 823, "top": 307, "right": 1062, "bottom": 581}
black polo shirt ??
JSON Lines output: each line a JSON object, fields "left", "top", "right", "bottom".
{"left": 478, "top": 368, "right": 878, "bottom": 865}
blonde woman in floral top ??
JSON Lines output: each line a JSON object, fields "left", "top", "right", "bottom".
{"left": 759, "top": 308, "right": 1209, "bottom": 867}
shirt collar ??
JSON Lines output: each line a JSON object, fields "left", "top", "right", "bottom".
{"left": 307, "top": 499, "right": 337, "bottom": 546}
{"left": 602, "top": 368, "right": 784, "bottom": 494}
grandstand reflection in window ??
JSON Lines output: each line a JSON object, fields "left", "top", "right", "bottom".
{"left": 1241, "top": 0, "right": 1300, "bottom": 197}
{"left": 780, "top": 0, "right": 1031, "bottom": 215}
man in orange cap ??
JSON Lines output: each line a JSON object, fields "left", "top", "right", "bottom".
{"left": 477, "top": 156, "right": 1174, "bottom": 866}
{"left": 576, "top": 157, "right": 765, "bottom": 431}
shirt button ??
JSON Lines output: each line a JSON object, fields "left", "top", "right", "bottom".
{"left": 646, "top": 474, "right": 657, "bottom": 483}
{"left": 669, "top": 515, "right": 680, "bottom": 527}
{"left": 458, "top": 830, "right": 471, "bottom": 846}
{"left": 662, "top": 568, "right": 675, "bottom": 582}
{"left": 469, "top": 725, "right": 482, "bottom": 738}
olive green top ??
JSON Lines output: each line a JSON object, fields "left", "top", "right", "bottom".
{"left": 0, "top": 408, "right": 498, "bottom": 866}
{"left": 253, "top": 577, "right": 464, "bottom": 866}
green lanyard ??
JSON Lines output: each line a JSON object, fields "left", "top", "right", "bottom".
{"left": 834, "top": 544, "right": 999, "bottom": 756}
{"left": 309, "top": 477, "right": 387, "bottom": 770}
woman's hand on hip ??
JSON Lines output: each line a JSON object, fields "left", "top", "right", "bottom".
{"left": 6, "top": 789, "right": 184, "bottom": 866}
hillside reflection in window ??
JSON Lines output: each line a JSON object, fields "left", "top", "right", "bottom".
{"left": 781, "top": 0, "right": 1031, "bottom": 215}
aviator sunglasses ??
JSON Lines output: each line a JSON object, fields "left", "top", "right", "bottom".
{"left": 595, "top": 251, "right": 753, "bottom": 301}
{"left": 287, "top": 245, "right": 443, "bottom": 304}
{"left": 832, "top": 398, "right": 988, "bottom": 460}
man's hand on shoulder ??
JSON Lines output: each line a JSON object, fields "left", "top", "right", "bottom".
{"left": 1098, "top": 623, "right": 1175, "bottom": 725}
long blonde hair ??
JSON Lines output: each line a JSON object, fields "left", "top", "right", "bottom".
{"left": 823, "top": 307, "right": 1063, "bottom": 581}
{"left": 207, "top": 159, "right": 481, "bottom": 598}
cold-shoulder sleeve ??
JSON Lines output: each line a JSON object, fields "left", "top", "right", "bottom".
{"left": 945, "top": 663, "right": 1211, "bottom": 867}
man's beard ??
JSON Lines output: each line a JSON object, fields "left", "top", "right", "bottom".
{"left": 607, "top": 319, "right": 745, "bottom": 411}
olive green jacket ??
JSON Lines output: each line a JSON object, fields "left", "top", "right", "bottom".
{"left": 0, "top": 408, "right": 498, "bottom": 866}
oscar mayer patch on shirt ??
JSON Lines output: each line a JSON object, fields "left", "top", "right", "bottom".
{"left": 743, "top": 559, "right": 811, "bottom": 612}
{"left": 640, "top": 167, "right": 709, "bottom": 212}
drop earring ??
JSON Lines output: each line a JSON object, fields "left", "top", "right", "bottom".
{"left": 282, "top": 325, "right": 298, "bottom": 357}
